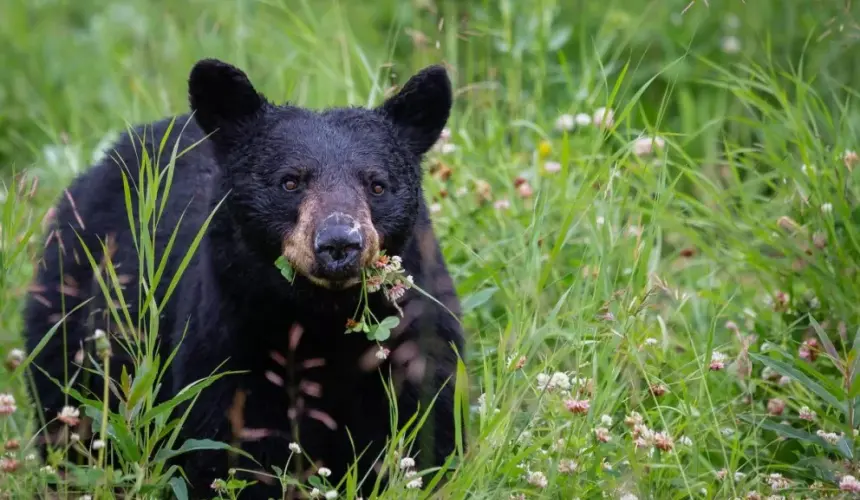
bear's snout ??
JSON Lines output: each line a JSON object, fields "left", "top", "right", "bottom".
{"left": 313, "top": 212, "right": 364, "bottom": 279}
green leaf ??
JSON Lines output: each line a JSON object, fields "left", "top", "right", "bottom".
{"left": 743, "top": 416, "right": 853, "bottom": 460}
{"left": 275, "top": 255, "right": 296, "bottom": 282}
{"left": 308, "top": 475, "right": 323, "bottom": 488}
{"left": 127, "top": 357, "right": 159, "bottom": 417}
{"left": 378, "top": 316, "right": 400, "bottom": 330}
{"left": 169, "top": 477, "right": 189, "bottom": 500}
{"left": 750, "top": 353, "right": 846, "bottom": 412}
{"left": 369, "top": 323, "right": 392, "bottom": 342}
{"left": 460, "top": 287, "right": 497, "bottom": 314}
{"left": 154, "top": 438, "right": 254, "bottom": 463}
{"left": 140, "top": 370, "right": 242, "bottom": 424}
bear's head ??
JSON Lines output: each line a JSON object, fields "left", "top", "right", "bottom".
{"left": 188, "top": 58, "right": 451, "bottom": 291}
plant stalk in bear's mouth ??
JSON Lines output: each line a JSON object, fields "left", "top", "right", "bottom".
{"left": 273, "top": 252, "right": 413, "bottom": 342}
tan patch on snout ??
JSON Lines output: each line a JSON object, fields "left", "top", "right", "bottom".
{"left": 281, "top": 192, "right": 381, "bottom": 289}
{"left": 356, "top": 199, "right": 381, "bottom": 269}
{"left": 281, "top": 194, "right": 321, "bottom": 283}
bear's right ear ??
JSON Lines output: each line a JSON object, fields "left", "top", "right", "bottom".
{"left": 188, "top": 58, "right": 269, "bottom": 141}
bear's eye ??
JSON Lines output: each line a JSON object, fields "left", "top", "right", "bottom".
{"left": 283, "top": 179, "right": 299, "bottom": 192}
{"left": 371, "top": 182, "right": 385, "bottom": 196}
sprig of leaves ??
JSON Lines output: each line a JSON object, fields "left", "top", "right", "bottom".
{"left": 272, "top": 252, "right": 413, "bottom": 342}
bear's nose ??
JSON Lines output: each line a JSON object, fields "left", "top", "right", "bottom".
{"left": 313, "top": 223, "right": 363, "bottom": 274}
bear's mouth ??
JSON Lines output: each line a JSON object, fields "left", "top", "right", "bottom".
{"left": 306, "top": 274, "right": 363, "bottom": 290}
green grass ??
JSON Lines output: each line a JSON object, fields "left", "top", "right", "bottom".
{"left": 2, "top": 0, "right": 860, "bottom": 498}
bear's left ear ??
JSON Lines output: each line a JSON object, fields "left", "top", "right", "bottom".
{"left": 377, "top": 65, "right": 453, "bottom": 157}
{"left": 188, "top": 58, "right": 269, "bottom": 144}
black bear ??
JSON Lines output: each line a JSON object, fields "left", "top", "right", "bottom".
{"left": 22, "top": 58, "right": 466, "bottom": 498}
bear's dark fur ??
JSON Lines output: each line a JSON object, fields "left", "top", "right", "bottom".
{"left": 22, "top": 59, "right": 465, "bottom": 499}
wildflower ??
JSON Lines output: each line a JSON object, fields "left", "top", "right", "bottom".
{"left": 0, "top": 394, "right": 17, "bottom": 415}
{"left": 746, "top": 492, "right": 762, "bottom": 500}
{"left": 767, "top": 398, "right": 785, "bottom": 416}
{"left": 5, "top": 349, "right": 25, "bottom": 371}
{"left": 810, "top": 231, "right": 828, "bottom": 252}
{"left": 761, "top": 367, "right": 779, "bottom": 381}
{"left": 399, "top": 457, "right": 416, "bottom": 470}
{"left": 375, "top": 346, "right": 389, "bottom": 360}
{"left": 600, "top": 414, "right": 613, "bottom": 426}
{"left": 601, "top": 458, "right": 613, "bottom": 471}
{"left": 624, "top": 411, "right": 644, "bottom": 427}
{"left": 678, "top": 435, "right": 693, "bottom": 446}
{"left": 843, "top": 150, "right": 858, "bottom": 171}
{"left": 734, "top": 471, "right": 746, "bottom": 481}
{"left": 538, "top": 140, "right": 552, "bottom": 159}
{"left": 653, "top": 431, "right": 674, "bottom": 451}
{"left": 0, "top": 457, "right": 19, "bottom": 473}
{"left": 592, "top": 107, "right": 614, "bottom": 128}
{"left": 309, "top": 489, "right": 322, "bottom": 499}
{"left": 644, "top": 338, "right": 658, "bottom": 346}
{"left": 597, "top": 311, "right": 615, "bottom": 321}
{"left": 40, "top": 465, "right": 55, "bottom": 475}
{"left": 798, "top": 406, "right": 816, "bottom": 421}
{"left": 475, "top": 179, "right": 492, "bottom": 204}
{"left": 537, "top": 372, "right": 571, "bottom": 391}
{"left": 725, "top": 320, "right": 739, "bottom": 332}
{"left": 766, "top": 473, "right": 790, "bottom": 491}
{"left": 649, "top": 383, "right": 668, "bottom": 397}
{"left": 510, "top": 355, "right": 527, "bottom": 370}
{"left": 93, "top": 328, "right": 112, "bottom": 358}
{"left": 289, "top": 442, "right": 301, "bottom": 454}
{"left": 721, "top": 35, "right": 741, "bottom": 54}
{"left": 840, "top": 475, "right": 860, "bottom": 492}
{"left": 92, "top": 439, "right": 106, "bottom": 450}
{"left": 720, "top": 427, "right": 735, "bottom": 437}
{"left": 816, "top": 429, "right": 840, "bottom": 445}
{"left": 596, "top": 216, "right": 605, "bottom": 226}
{"left": 70, "top": 433, "right": 80, "bottom": 442}
{"left": 429, "top": 203, "right": 442, "bottom": 214}
{"left": 211, "top": 479, "right": 228, "bottom": 493}
{"left": 709, "top": 351, "right": 727, "bottom": 371}
{"left": 633, "top": 424, "right": 654, "bottom": 449}
{"left": 527, "top": 470, "right": 548, "bottom": 488}
{"left": 324, "top": 491, "right": 338, "bottom": 499}
{"left": 772, "top": 291, "right": 790, "bottom": 312}
{"left": 631, "top": 136, "right": 666, "bottom": 156}
{"left": 406, "top": 476, "right": 423, "bottom": 489}
{"left": 58, "top": 406, "right": 80, "bottom": 426}
{"left": 798, "top": 338, "right": 818, "bottom": 362}
{"left": 558, "top": 459, "right": 578, "bottom": 474}
{"left": 516, "top": 180, "right": 534, "bottom": 199}
{"left": 594, "top": 427, "right": 612, "bottom": 443}
{"left": 574, "top": 113, "right": 591, "bottom": 126}
{"left": 385, "top": 283, "right": 407, "bottom": 302}
{"left": 544, "top": 161, "right": 562, "bottom": 174}
{"left": 493, "top": 199, "right": 511, "bottom": 211}
{"left": 365, "top": 275, "right": 383, "bottom": 293}
{"left": 821, "top": 203, "right": 833, "bottom": 214}
{"left": 565, "top": 399, "right": 590, "bottom": 415}
{"left": 555, "top": 114, "right": 575, "bottom": 131}
{"left": 318, "top": 467, "right": 332, "bottom": 477}
{"left": 439, "top": 143, "right": 456, "bottom": 155}
{"left": 620, "top": 494, "right": 639, "bottom": 500}
{"left": 716, "top": 469, "right": 728, "bottom": 480}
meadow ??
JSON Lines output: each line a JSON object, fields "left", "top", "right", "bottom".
{"left": 2, "top": 0, "right": 860, "bottom": 498}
